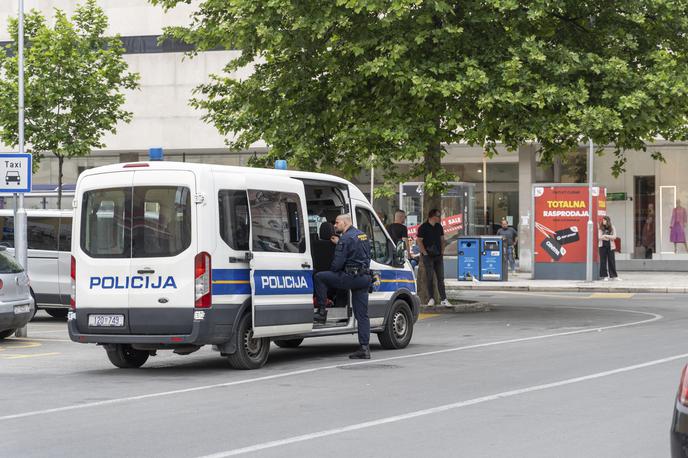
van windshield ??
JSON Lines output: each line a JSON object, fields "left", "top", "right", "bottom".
{"left": 81, "top": 186, "right": 191, "bottom": 258}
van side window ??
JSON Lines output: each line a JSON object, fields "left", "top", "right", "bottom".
{"left": 218, "top": 190, "right": 250, "bottom": 251}
{"left": 355, "top": 207, "right": 392, "bottom": 265}
{"left": 27, "top": 217, "right": 59, "bottom": 251}
{"left": 248, "top": 190, "right": 305, "bottom": 253}
{"left": 58, "top": 217, "right": 72, "bottom": 252}
{"left": 81, "top": 188, "right": 130, "bottom": 258}
{"left": 0, "top": 216, "right": 14, "bottom": 247}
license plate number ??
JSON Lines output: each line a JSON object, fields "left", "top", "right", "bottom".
{"left": 88, "top": 314, "right": 125, "bottom": 327}
{"left": 13, "top": 304, "right": 30, "bottom": 314}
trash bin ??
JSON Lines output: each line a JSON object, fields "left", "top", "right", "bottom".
{"left": 479, "top": 236, "right": 508, "bottom": 281}
{"left": 457, "top": 237, "right": 480, "bottom": 281}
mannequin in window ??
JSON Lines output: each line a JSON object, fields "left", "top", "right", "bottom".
{"left": 670, "top": 200, "right": 688, "bottom": 253}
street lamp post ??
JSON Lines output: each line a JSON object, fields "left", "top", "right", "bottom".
{"left": 15, "top": 0, "right": 28, "bottom": 337}
{"left": 586, "top": 139, "right": 594, "bottom": 283}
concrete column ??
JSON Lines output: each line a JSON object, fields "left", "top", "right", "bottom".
{"left": 518, "top": 144, "right": 537, "bottom": 274}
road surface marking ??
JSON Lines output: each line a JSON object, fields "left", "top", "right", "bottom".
{"left": 198, "top": 351, "right": 688, "bottom": 457}
{"left": 0, "top": 306, "right": 661, "bottom": 423}
{"left": 589, "top": 293, "right": 635, "bottom": 299}
{"left": 1, "top": 352, "right": 60, "bottom": 360}
{"left": 0, "top": 341, "right": 41, "bottom": 350}
{"left": 419, "top": 313, "right": 440, "bottom": 320}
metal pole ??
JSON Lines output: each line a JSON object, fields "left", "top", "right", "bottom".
{"left": 482, "top": 155, "right": 487, "bottom": 234}
{"left": 15, "top": 0, "right": 28, "bottom": 337}
{"left": 586, "top": 139, "right": 594, "bottom": 283}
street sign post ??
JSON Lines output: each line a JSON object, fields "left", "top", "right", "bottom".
{"left": 0, "top": 153, "right": 32, "bottom": 194}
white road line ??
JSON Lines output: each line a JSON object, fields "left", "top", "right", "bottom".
{"left": 199, "top": 351, "right": 688, "bottom": 457}
{"left": 0, "top": 307, "right": 662, "bottom": 423}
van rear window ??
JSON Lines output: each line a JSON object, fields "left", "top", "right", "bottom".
{"left": 81, "top": 186, "right": 191, "bottom": 258}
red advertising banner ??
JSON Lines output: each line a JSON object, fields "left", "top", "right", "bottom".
{"left": 534, "top": 186, "right": 605, "bottom": 263}
{"left": 408, "top": 214, "right": 463, "bottom": 239}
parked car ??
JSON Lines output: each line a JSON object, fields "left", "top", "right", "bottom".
{"left": 672, "top": 364, "right": 688, "bottom": 457}
{"left": 0, "top": 209, "right": 72, "bottom": 319}
{"left": 0, "top": 248, "right": 34, "bottom": 339}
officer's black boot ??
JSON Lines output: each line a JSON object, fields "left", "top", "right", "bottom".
{"left": 348, "top": 345, "right": 371, "bottom": 359}
{"left": 313, "top": 305, "right": 327, "bottom": 324}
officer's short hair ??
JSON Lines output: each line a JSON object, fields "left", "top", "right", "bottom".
{"left": 337, "top": 213, "right": 352, "bottom": 224}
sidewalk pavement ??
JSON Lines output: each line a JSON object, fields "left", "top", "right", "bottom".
{"left": 445, "top": 271, "right": 688, "bottom": 294}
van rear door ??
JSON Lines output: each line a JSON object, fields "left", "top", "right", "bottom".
{"left": 246, "top": 176, "right": 314, "bottom": 338}
{"left": 75, "top": 171, "right": 134, "bottom": 334}
{"left": 128, "top": 171, "right": 197, "bottom": 334}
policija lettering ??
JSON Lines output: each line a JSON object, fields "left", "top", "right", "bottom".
{"left": 90, "top": 276, "right": 178, "bottom": 289}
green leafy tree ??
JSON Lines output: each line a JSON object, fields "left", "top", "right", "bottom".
{"left": 152, "top": 0, "right": 688, "bottom": 302}
{"left": 150, "top": 0, "right": 688, "bottom": 207}
{"left": 0, "top": 0, "right": 140, "bottom": 207}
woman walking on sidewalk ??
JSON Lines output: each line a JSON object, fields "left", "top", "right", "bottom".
{"left": 599, "top": 216, "right": 620, "bottom": 281}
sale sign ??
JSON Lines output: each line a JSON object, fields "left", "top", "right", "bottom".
{"left": 408, "top": 214, "right": 463, "bottom": 239}
{"left": 534, "top": 186, "right": 604, "bottom": 263}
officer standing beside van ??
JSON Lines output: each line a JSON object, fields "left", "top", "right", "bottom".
{"left": 313, "top": 214, "right": 372, "bottom": 359}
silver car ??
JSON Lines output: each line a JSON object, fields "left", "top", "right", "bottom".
{"left": 0, "top": 249, "right": 34, "bottom": 339}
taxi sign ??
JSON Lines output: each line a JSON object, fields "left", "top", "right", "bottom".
{"left": 0, "top": 153, "right": 32, "bottom": 193}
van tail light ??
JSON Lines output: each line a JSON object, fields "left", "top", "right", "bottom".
{"left": 679, "top": 365, "right": 688, "bottom": 406}
{"left": 195, "top": 252, "right": 212, "bottom": 308}
{"left": 70, "top": 255, "right": 76, "bottom": 310}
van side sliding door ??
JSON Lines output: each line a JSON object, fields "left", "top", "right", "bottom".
{"left": 246, "top": 176, "right": 314, "bottom": 338}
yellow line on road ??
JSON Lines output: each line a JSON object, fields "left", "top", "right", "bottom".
{"left": 0, "top": 341, "right": 42, "bottom": 350}
{"left": 1, "top": 352, "right": 60, "bottom": 360}
{"left": 589, "top": 293, "right": 635, "bottom": 299}
{"left": 419, "top": 313, "right": 440, "bottom": 320}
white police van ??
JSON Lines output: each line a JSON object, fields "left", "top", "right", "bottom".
{"left": 68, "top": 162, "right": 419, "bottom": 369}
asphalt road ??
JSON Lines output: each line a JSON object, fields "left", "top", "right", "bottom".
{"left": 2, "top": 292, "right": 687, "bottom": 457}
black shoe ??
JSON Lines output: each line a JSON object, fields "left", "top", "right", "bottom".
{"left": 313, "top": 306, "right": 327, "bottom": 323}
{"left": 349, "top": 345, "right": 371, "bottom": 359}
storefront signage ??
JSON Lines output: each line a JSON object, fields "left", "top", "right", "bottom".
{"left": 408, "top": 213, "right": 463, "bottom": 239}
{"left": 607, "top": 192, "right": 627, "bottom": 201}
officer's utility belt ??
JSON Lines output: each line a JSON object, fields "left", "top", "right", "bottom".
{"left": 345, "top": 266, "right": 370, "bottom": 276}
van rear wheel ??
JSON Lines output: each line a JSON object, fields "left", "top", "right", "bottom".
{"left": 377, "top": 300, "right": 414, "bottom": 349}
{"left": 105, "top": 344, "right": 149, "bottom": 369}
{"left": 227, "top": 313, "right": 269, "bottom": 370}
{"left": 274, "top": 338, "right": 304, "bottom": 348}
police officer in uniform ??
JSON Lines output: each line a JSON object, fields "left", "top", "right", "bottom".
{"left": 314, "top": 214, "right": 372, "bottom": 359}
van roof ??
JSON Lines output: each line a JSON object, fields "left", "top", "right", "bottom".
{"left": 78, "top": 161, "right": 369, "bottom": 202}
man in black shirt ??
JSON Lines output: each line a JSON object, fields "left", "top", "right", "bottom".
{"left": 416, "top": 208, "right": 451, "bottom": 307}
{"left": 386, "top": 209, "right": 412, "bottom": 259}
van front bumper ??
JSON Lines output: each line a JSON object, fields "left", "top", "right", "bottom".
{"left": 68, "top": 304, "right": 242, "bottom": 346}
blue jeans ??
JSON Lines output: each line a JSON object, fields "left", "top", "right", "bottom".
{"left": 506, "top": 246, "right": 515, "bottom": 271}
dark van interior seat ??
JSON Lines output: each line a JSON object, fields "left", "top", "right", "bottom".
{"left": 312, "top": 222, "right": 336, "bottom": 273}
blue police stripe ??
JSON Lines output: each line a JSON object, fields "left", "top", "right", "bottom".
{"left": 212, "top": 269, "right": 251, "bottom": 295}
{"left": 376, "top": 269, "right": 416, "bottom": 293}
{"left": 253, "top": 269, "right": 313, "bottom": 295}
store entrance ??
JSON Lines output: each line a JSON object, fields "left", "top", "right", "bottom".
{"left": 633, "top": 176, "right": 655, "bottom": 259}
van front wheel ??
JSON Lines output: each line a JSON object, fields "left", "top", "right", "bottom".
{"left": 377, "top": 300, "right": 414, "bottom": 349}
{"left": 105, "top": 344, "right": 149, "bottom": 369}
{"left": 227, "top": 313, "right": 269, "bottom": 370}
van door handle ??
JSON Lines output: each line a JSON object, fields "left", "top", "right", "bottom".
{"left": 301, "top": 262, "right": 311, "bottom": 269}
{"left": 137, "top": 269, "right": 155, "bottom": 274}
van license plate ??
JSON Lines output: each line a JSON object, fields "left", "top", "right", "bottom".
{"left": 88, "top": 314, "right": 124, "bottom": 327}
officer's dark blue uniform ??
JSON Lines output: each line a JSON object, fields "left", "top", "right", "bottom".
{"left": 314, "top": 225, "right": 371, "bottom": 353}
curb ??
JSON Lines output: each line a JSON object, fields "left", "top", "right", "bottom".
{"left": 420, "top": 301, "right": 491, "bottom": 313}
{"left": 445, "top": 285, "right": 688, "bottom": 294}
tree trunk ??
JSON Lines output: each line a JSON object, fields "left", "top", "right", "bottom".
{"left": 57, "top": 155, "right": 64, "bottom": 210}
{"left": 417, "top": 142, "right": 443, "bottom": 305}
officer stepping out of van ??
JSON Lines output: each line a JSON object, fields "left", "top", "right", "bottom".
{"left": 313, "top": 214, "right": 372, "bottom": 359}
